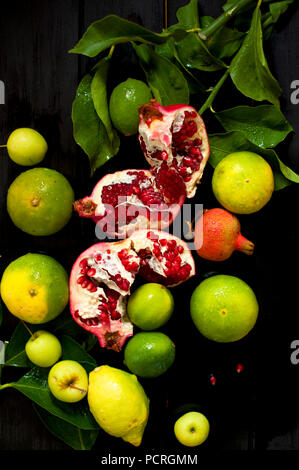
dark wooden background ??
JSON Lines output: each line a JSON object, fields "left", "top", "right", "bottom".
{"left": 0, "top": 0, "right": 299, "bottom": 452}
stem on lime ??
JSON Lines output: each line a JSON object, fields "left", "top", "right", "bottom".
{"left": 199, "top": 0, "right": 255, "bottom": 39}
{"left": 199, "top": 69, "right": 230, "bottom": 115}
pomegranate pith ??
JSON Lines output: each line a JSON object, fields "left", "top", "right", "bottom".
{"left": 69, "top": 230, "right": 195, "bottom": 351}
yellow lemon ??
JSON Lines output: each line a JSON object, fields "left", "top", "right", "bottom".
{"left": 88, "top": 365, "right": 149, "bottom": 446}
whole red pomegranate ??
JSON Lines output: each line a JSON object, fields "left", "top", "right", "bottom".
{"left": 194, "top": 208, "right": 254, "bottom": 262}
{"left": 73, "top": 100, "right": 209, "bottom": 238}
{"left": 69, "top": 229, "right": 195, "bottom": 351}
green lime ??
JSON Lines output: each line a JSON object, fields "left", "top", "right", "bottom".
{"left": 124, "top": 332, "right": 175, "bottom": 378}
{"left": 212, "top": 151, "right": 274, "bottom": 214}
{"left": 127, "top": 283, "right": 174, "bottom": 330}
{"left": 6, "top": 128, "right": 48, "bottom": 166}
{"left": 109, "top": 78, "right": 152, "bottom": 135}
{"left": 190, "top": 274, "right": 259, "bottom": 342}
{"left": 7, "top": 168, "right": 74, "bottom": 236}
{"left": 0, "top": 253, "right": 69, "bottom": 324}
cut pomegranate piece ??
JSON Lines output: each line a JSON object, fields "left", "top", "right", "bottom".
{"left": 139, "top": 99, "right": 210, "bottom": 198}
{"left": 130, "top": 229, "right": 195, "bottom": 287}
{"left": 69, "top": 230, "right": 195, "bottom": 351}
{"left": 73, "top": 169, "right": 185, "bottom": 238}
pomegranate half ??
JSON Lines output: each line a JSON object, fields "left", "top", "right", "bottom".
{"left": 139, "top": 100, "right": 210, "bottom": 198}
{"left": 69, "top": 229, "right": 195, "bottom": 351}
{"left": 73, "top": 168, "right": 186, "bottom": 238}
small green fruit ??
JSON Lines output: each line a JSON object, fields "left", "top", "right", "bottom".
{"left": 48, "top": 360, "right": 88, "bottom": 403}
{"left": 6, "top": 128, "right": 48, "bottom": 166}
{"left": 174, "top": 411, "right": 210, "bottom": 447}
{"left": 124, "top": 332, "right": 175, "bottom": 378}
{"left": 109, "top": 78, "right": 152, "bottom": 136}
{"left": 25, "top": 330, "right": 62, "bottom": 367}
{"left": 127, "top": 283, "right": 174, "bottom": 330}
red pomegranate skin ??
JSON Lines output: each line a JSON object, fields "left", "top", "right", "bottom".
{"left": 194, "top": 208, "right": 254, "bottom": 261}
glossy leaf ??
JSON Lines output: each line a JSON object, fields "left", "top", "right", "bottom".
{"left": 1, "top": 367, "right": 98, "bottom": 430}
{"left": 134, "top": 43, "right": 189, "bottom": 105}
{"left": 229, "top": 7, "right": 282, "bottom": 106}
{"left": 91, "top": 57, "right": 120, "bottom": 148}
{"left": 215, "top": 105, "right": 293, "bottom": 148}
{"left": 208, "top": 131, "right": 299, "bottom": 190}
{"left": 200, "top": 16, "right": 245, "bottom": 59}
{"left": 69, "top": 15, "right": 185, "bottom": 57}
{"left": 263, "top": 1, "right": 294, "bottom": 40}
{"left": 175, "top": 33, "right": 226, "bottom": 72}
{"left": 72, "top": 73, "right": 119, "bottom": 175}
{"left": 34, "top": 405, "right": 99, "bottom": 450}
{"left": 175, "top": 0, "right": 200, "bottom": 29}
{"left": 4, "top": 322, "right": 32, "bottom": 367}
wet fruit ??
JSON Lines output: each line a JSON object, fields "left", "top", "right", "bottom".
{"left": 88, "top": 365, "right": 149, "bottom": 446}
{"left": 139, "top": 99, "right": 210, "bottom": 198}
{"left": 194, "top": 208, "right": 254, "bottom": 261}
{"left": 48, "top": 360, "right": 88, "bottom": 403}
{"left": 73, "top": 168, "right": 185, "bottom": 238}
{"left": 124, "top": 331, "right": 175, "bottom": 378}
{"left": 190, "top": 274, "right": 259, "bottom": 342}
{"left": 127, "top": 283, "right": 174, "bottom": 330}
{"left": 25, "top": 330, "right": 62, "bottom": 367}
{"left": 174, "top": 411, "right": 210, "bottom": 447}
{"left": 69, "top": 229, "right": 194, "bottom": 351}
{"left": 7, "top": 168, "right": 74, "bottom": 236}
{"left": 212, "top": 151, "right": 274, "bottom": 214}
{"left": 109, "top": 78, "right": 152, "bottom": 135}
{"left": 0, "top": 253, "right": 69, "bottom": 324}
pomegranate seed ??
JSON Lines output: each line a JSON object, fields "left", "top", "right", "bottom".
{"left": 110, "top": 310, "right": 121, "bottom": 320}
{"left": 80, "top": 266, "right": 89, "bottom": 275}
{"left": 161, "top": 151, "right": 168, "bottom": 161}
{"left": 184, "top": 176, "right": 191, "bottom": 182}
{"left": 98, "top": 312, "right": 109, "bottom": 322}
{"left": 236, "top": 363, "right": 244, "bottom": 374}
{"left": 178, "top": 245, "right": 184, "bottom": 254}
{"left": 77, "top": 276, "right": 86, "bottom": 285}
{"left": 95, "top": 254, "right": 102, "bottom": 262}
{"left": 157, "top": 255, "right": 163, "bottom": 262}
{"left": 210, "top": 374, "right": 216, "bottom": 386}
{"left": 87, "top": 281, "right": 96, "bottom": 291}
{"left": 153, "top": 248, "right": 160, "bottom": 256}
{"left": 193, "top": 138, "right": 202, "bottom": 146}
{"left": 87, "top": 268, "right": 96, "bottom": 277}
{"left": 79, "top": 258, "right": 88, "bottom": 268}
{"left": 81, "top": 279, "right": 89, "bottom": 289}
{"left": 160, "top": 239, "right": 167, "bottom": 246}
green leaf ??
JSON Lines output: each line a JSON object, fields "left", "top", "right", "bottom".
{"left": 175, "top": 33, "right": 226, "bottom": 72}
{"left": 72, "top": 73, "right": 119, "bottom": 175}
{"left": 133, "top": 43, "right": 189, "bottom": 105}
{"left": 263, "top": 1, "right": 294, "bottom": 40}
{"left": 34, "top": 405, "right": 99, "bottom": 450}
{"left": 59, "top": 335, "right": 97, "bottom": 373}
{"left": 155, "top": 39, "right": 205, "bottom": 94}
{"left": 208, "top": 131, "right": 299, "bottom": 190}
{"left": 1, "top": 367, "right": 98, "bottom": 430}
{"left": 69, "top": 15, "right": 185, "bottom": 57}
{"left": 229, "top": 6, "right": 282, "bottom": 106}
{"left": 200, "top": 16, "right": 245, "bottom": 59}
{"left": 5, "top": 322, "right": 33, "bottom": 367}
{"left": 175, "top": 0, "right": 200, "bottom": 29}
{"left": 91, "top": 57, "right": 120, "bottom": 149}
{"left": 215, "top": 105, "right": 293, "bottom": 148}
